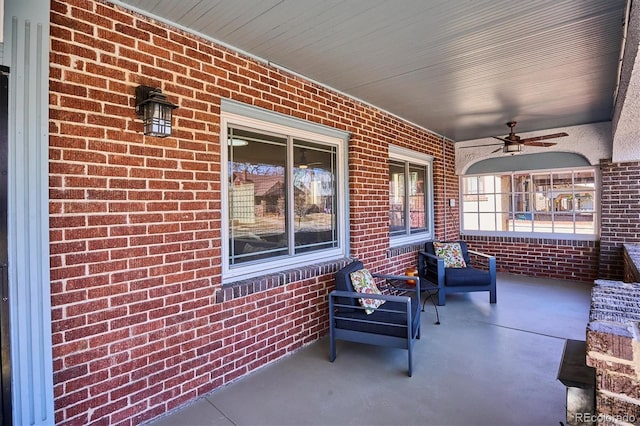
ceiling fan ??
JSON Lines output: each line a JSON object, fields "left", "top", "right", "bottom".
{"left": 298, "top": 148, "right": 324, "bottom": 169}
{"left": 463, "top": 121, "right": 568, "bottom": 154}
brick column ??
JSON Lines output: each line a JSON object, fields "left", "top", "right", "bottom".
{"left": 586, "top": 280, "right": 640, "bottom": 425}
{"left": 599, "top": 160, "right": 640, "bottom": 280}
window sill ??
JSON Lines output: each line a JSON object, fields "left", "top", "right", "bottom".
{"left": 387, "top": 242, "right": 424, "bottom": 258}
{"left": 462, "top": 234, "right": 599, "bottom": 246}
{"left": 461, "top": 231, "right": 599, "bottom": 242}
{"left": 390, "top": 233, "right": 433, "bottom": 248}
{"left": 215, "top": 258, "right": 350, "bottom": 303}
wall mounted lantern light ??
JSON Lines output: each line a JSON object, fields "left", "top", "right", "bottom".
{"left": 135, "top": 85, "right": 178, "bottom": 138}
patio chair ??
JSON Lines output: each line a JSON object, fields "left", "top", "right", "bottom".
{"left": 418, "top": 241, "right": 496, "bottom": 306}
{"left": 328, "top": 260, "right": 422, "bottom": 376}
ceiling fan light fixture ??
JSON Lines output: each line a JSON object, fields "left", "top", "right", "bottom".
{"left": 503, "top": 144, "right": 522, "bottom": 154}
{"left": 298, "top": 149, "right": 309, "bottom": 169}
{"left": 228, "top": 138, "right": 249, "bottom": 146}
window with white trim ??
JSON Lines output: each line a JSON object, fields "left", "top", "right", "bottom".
{"left": 389, "top": 146, "right": 434, "bottom": 245}
{"left": 461, "top": 168, "right": 598, "bottom": 238}
{"left": 221, "top": 109, "right": 347, "bottom": 282}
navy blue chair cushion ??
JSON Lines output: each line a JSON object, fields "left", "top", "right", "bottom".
{"left": 425, "top": 241, "right": 490, "bottom": 287}
{"left": 334, "top": 260, "right": 363, "bottom": 309}
{"left": 445, "top": 266, "right": 491, "bottom": 287}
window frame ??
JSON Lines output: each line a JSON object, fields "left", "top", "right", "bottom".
{"left": 388, "top": 145, "right": 434, "bottom": 247}
{"left": 460, "top": 166, "right": 599, "bottom": 240}
{"left": 220, "top": 107, "right": 348, "bottom": 284}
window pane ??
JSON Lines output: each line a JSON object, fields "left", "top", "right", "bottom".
{"left": 575, "top": 190, "right": 595, "bottom": 212}
{"left": 575, "top": 170, "right": 595, "bottom": 186}
{"left": 552, "top": 172, "right": 573, "bottom": 212}
{"left": 228, "top": 128, "right": 288, "bottom": 265}
{"left": 532, "top": 174, "right": 549, "bottom": 191}
{"left": 575, "top": 213, "right": 596, "bottom": 234}
{"left": 463, "top": 212, "right": 480, "bottom": 230}
{"left": 478, "top": 213, "right": 497, "bottom": 231}
{"left": 293, "top": 140, "right": 338, "bottom": 253}
{"left": 533, "top": 191, "right": 550, "bottom": 213}
{"left": 496, "top": 211, "right": 511, "bottom": 231}
{"left": 478, "top": 193, "right": 497, "bottom": 212}
{"left": 463, "top": 176, "right": 482, "bottom": 195}
{"left": 496, "top": 175, "right": 511, "bottom": 194}
{"left": 512, "top": 211, "right": 533, "bottom": 232}
{"left": 513, "top": 174, "right": 530, "bottom": 193}
{"left": 574, "top": 171, "right": 595, "bottom": 212}
{"left": 409, "top": 164, "right": 427, "bottom": 234}
{"left": 553, "top": 213, "right": 575, "bottom": 233}
{"left": 462, "top": 176, "right": 481, "bottom": 211}
{"left": 512, "top": 192, "right": 529, "bottom": 213}
{"left": 463, "top": 196, "right": 480, "bottom": 212}
{"left": 389, "top": 157, "right": 431, "bottom": 238}
{"left": 532, "top": 213, "right": 554, "bottom": 233}
{"left": 389, "top": 160, "right": 405, "bottom": 236}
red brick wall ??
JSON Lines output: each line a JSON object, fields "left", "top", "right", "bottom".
{"left": 463, "top": 236, "right": 600, "bottom": 282}
{"left": 587, "top": 281, "right": 640, "bottom": 424}
{"left": 49, "top": 1, "right": 457, "bottom": 424}
{"left": 434, "top": 140, "right": 459, "bottom": 241}
{"left": 599, "top": 159, "right": 640, "bottom": 280}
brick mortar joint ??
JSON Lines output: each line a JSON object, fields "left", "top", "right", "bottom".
{"left": 587, "top": 350, "right": 636, "bottom": 369}
{"left": 599, "top": 388, "right": 640, "bottom": 407}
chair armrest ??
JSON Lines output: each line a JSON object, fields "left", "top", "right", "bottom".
{"left": 373, "top": 273, "right": 414, "bottom": 281}
{"left": 329, "top": 290, "right": 413, "bottom": 316}
{"left": 329, "top": 290, "right": 411, "bottom": 305}
{"left": 467, "top": 249, "right": 496, "bottom": 273}
{"left": 373, "top": 273, "right": 421, "bottom": 294}
{"left": 467, "top": 249, "right": 493, "bottom": 259}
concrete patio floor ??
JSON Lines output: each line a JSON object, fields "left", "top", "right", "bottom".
{"left": 147, "top": 273, "right": 593, "bottom": 426}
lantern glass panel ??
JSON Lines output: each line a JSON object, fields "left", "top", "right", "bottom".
{"left": 143, "top": 102, "right": 172, "bottom": 137}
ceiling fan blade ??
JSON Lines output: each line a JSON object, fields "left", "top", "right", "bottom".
{"left": 522, "top": 141, "right": 557, "bottom": 147}
{"left": 519, "top": 132, "right": 568, "bottom": 143}
{"left": 459, "top": 142, "right": 503, "bottom": 149}
{"left": 491, "top": 146, "right": 503, "bottom": 153}
{"left": 492, "top": 136, "right": 512, "bottom": 144}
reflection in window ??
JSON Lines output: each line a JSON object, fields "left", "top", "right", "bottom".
{"left": 389, "top": 156, "right": 431, "bottom": 239}
{"left": 293, "top": 140, "right": 337, "bottom": 254}
{"left": 389, "top": 161, "right": 406, "bottom": 235}
{"left": 462, "top": 169, "right": 597, "bottom": 237}
{"left": 228, "top": 127, "right": 338, "bottom": 266}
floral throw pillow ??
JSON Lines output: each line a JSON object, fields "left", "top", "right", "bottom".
{"left": 349, "top": 269, "right": 385, "bottom": 314}
{"left": 433, "top": 242, "right": 467, "bottom": 268}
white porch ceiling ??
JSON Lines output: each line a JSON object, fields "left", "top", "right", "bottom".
{"left": 116, "top": 0, "right": 627, "bottom": 142}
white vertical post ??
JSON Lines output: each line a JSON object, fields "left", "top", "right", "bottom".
{"left": 3, "top": 0, "right": 53, "bottom": 425}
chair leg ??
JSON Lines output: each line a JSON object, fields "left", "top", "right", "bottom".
{"left": 407, "top": 344, "right": 413, "bottom": 377}
{"left": 421, "top": 291, "right": 441, "bottom": 324}
{"left": 329, "top": 331, "right": 336, "bottom": 362}
{"left": 438, "top": 290, "right": 446, "bottom": 306}
{"left": 329, "top": 299, "right": 336, "bottom": 362}
{"left": 490, "top": 289, "right": 497, "bottom": 304}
